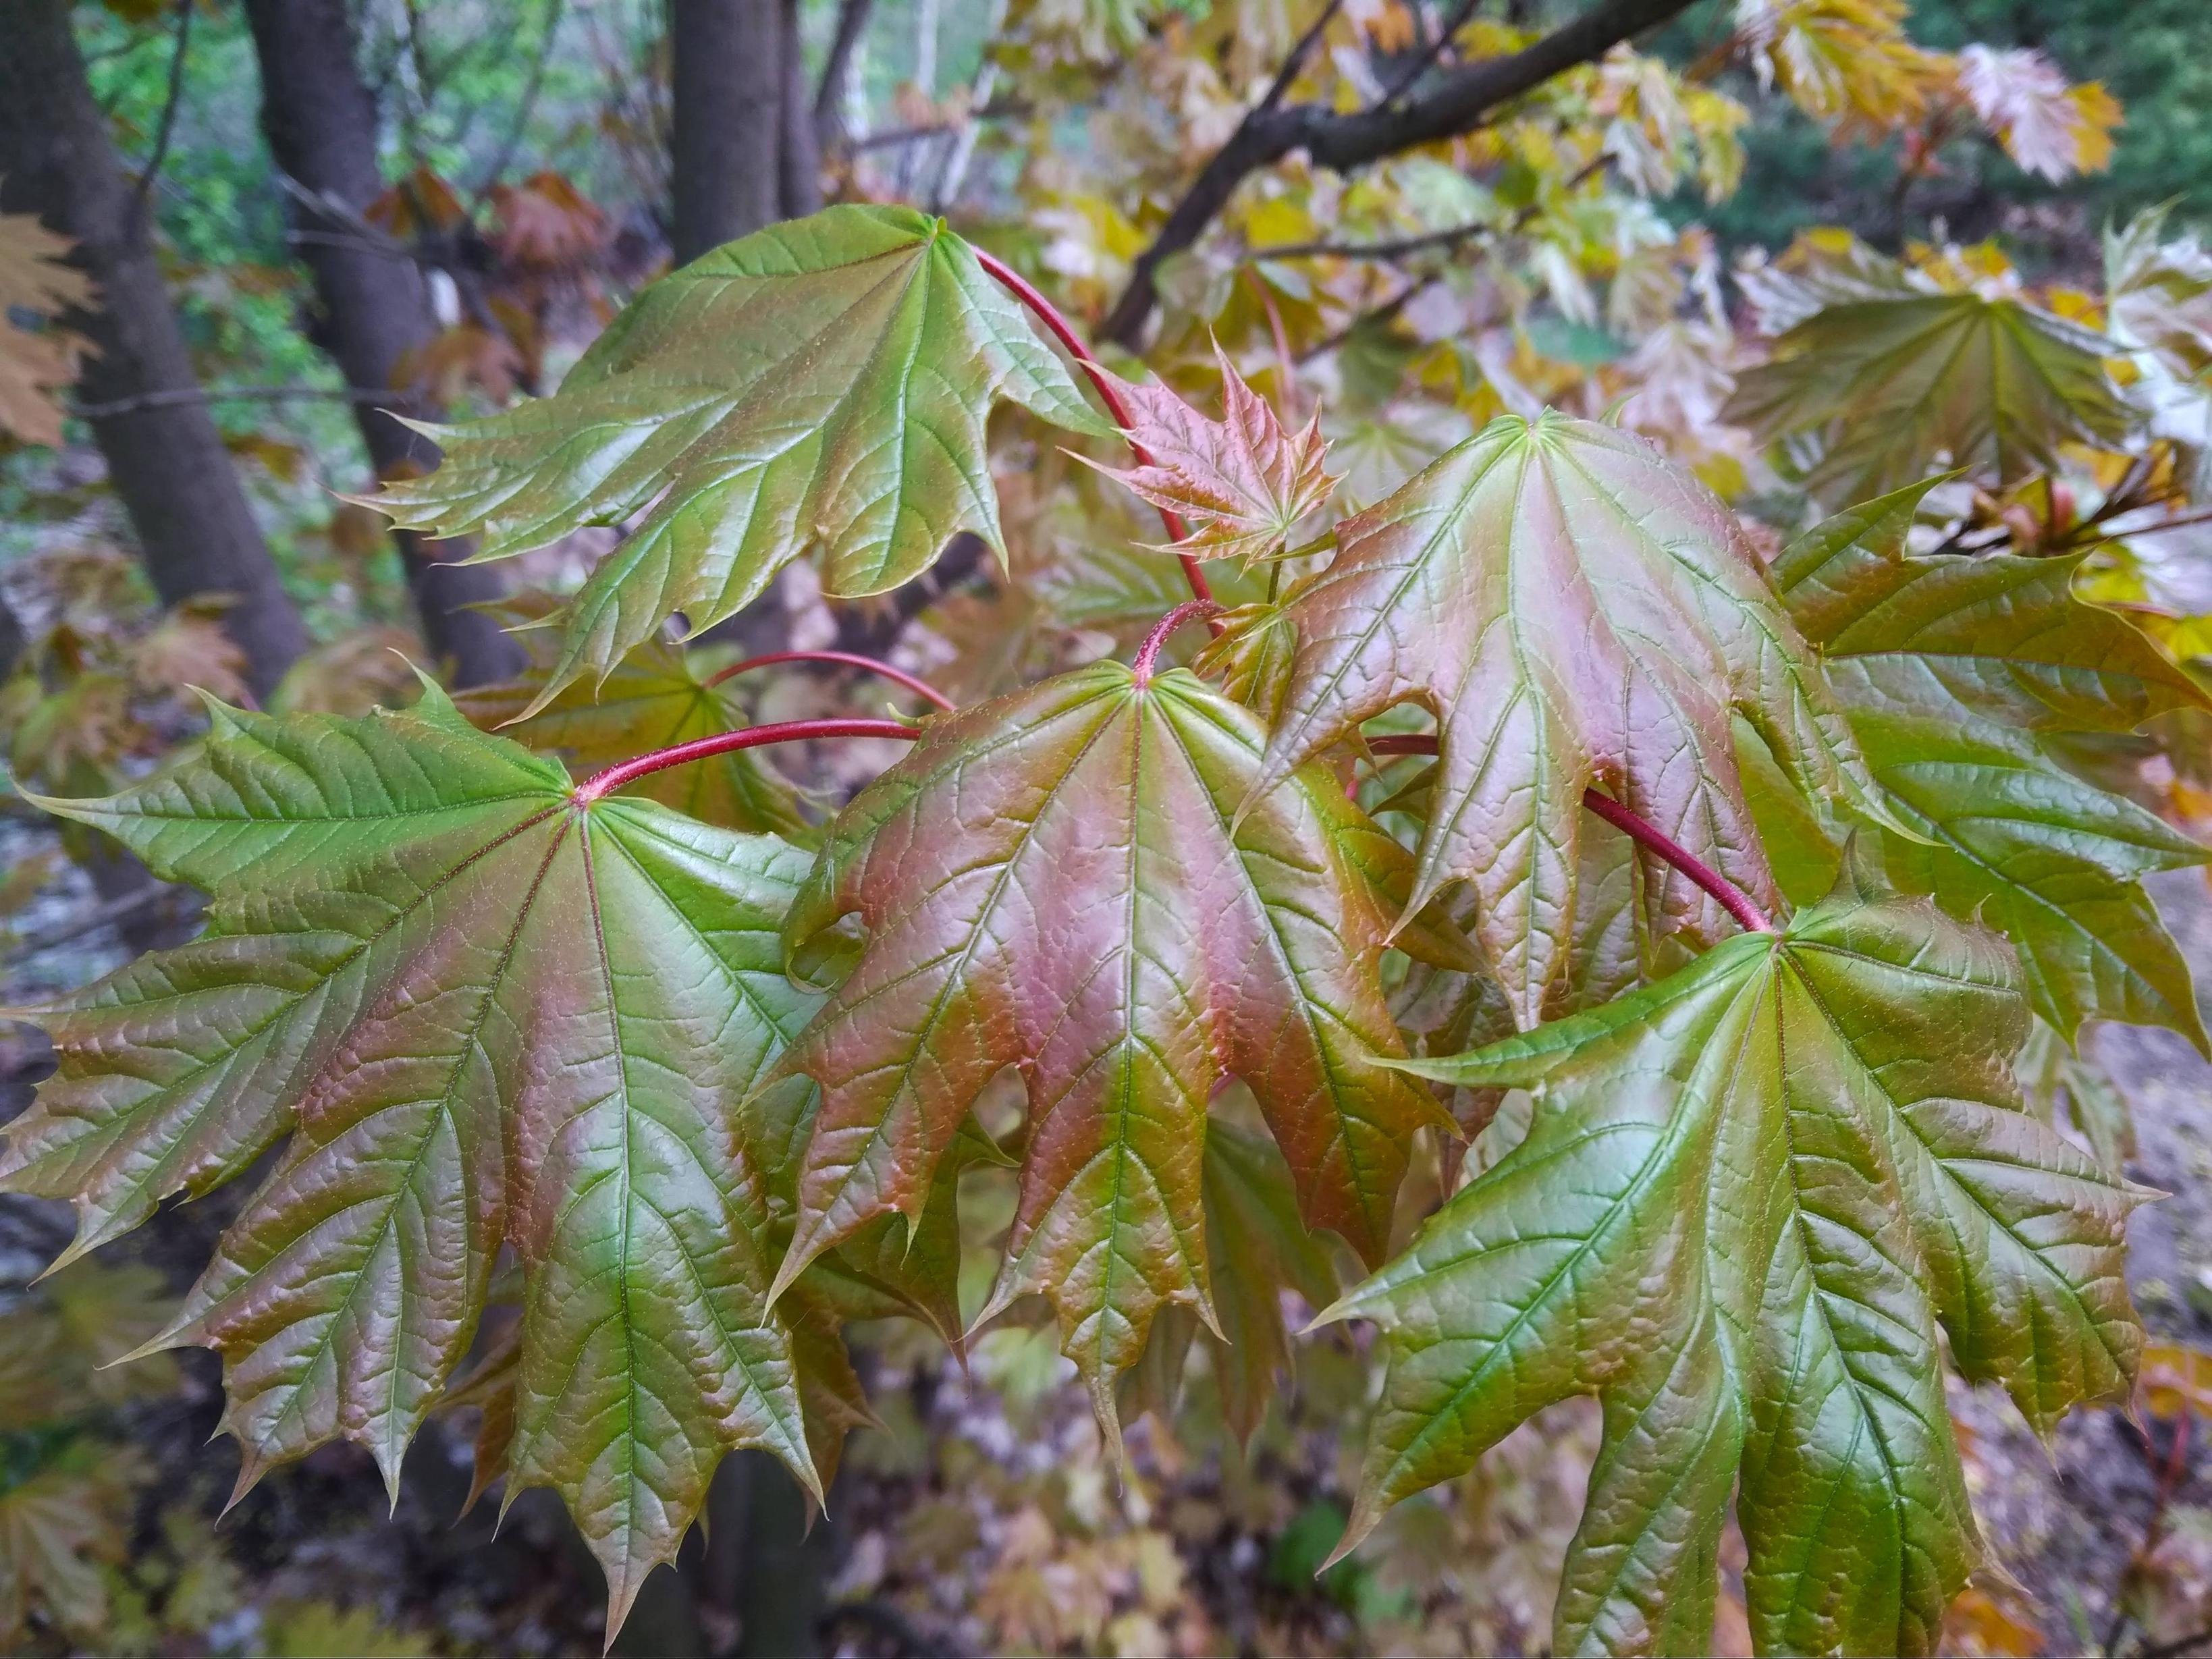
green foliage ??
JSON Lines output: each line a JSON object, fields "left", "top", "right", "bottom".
{"left": 369, "top": 205, "right": 1112, "bottom": 716}
{"left": 3, "top": 687, "right": 829, "bottom": 1628}
{"left": 1762, "top": 478, "right": 2211, "bottom": 1046}
{"left": 1252, "top": 409, "right": 1887, "bottom": 1023}
{"left": 1333, "top": 882, "right": 2142, "bottom": 1654}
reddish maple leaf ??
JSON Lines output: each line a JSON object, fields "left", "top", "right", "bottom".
{"left": 1089, "top": 345, "right": 1336, "bottom": 564}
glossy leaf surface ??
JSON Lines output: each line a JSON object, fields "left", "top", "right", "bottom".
{"left": 1727, "top": 246, "right": 2130, "bottom": 503}
{"left": 369, "top": 205, "right": 1112, "bottom": 714}
{"left": 1328, "top": 888, "right": 2143, "bottom": 1656}
{"left": 770, "top": 660, "right": 1447, "bottom": 1429}
{"left": 1772, "top": 481, "right": 2210, "bottom": 1045}
{"left": 1251, "top": 410, "right": 1879, "bottom": 1025}
{"left": 0, "top": 690, "right": 824, "bottom": 1631}
{"left": 454, "top": 620, "right": 809, "bottom": 836}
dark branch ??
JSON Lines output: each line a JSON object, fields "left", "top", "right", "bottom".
{"left": 813, "top": 0, "right": 877, "bottom": 150}
{"left": 1100, "top": 0, "right": 1695, "bottom": 347}
{"left": 132, "top": 0, "right": 193, "bottom": 211}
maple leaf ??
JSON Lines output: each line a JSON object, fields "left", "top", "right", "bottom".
{"left": 487, "top": 170, "right": 608, "bottom": 270}
{"left": 1726, "top": 238, "right": 2131, "bottom": 504}
{"left": 455, "top": 615, "right": 809, "bottom": 836}
{"left": 1326, "top": 883, "right": 2144, "bottom": 1656}
{"left": 1247, "top": 410, "right": 1889, "bottom": 1025}
{"left": 0, "top": 687, "right": 826, "bottom": 1633}
{"left": 1732, "top": 0, "right": 1939, "bottom": 132}
{"left": 1769, "top": 478, "right": 2211, "bottom": 1047}
{"left": 0, "top": 1450, "right": 138, "bottom": 1643}
{"left": 1199, "top": 1110, "right": 1341, "bottom": 1444}
{"left": 368, "top": 205, "right": 1113, "bottom": 718}
{"left": 0, "top": 207, "right": 92, "bottom": 447}
{"left": 766, "top": 660, "right": 1452, "bottom": 1432}
{"left": 1087, "top": 346, "right": 1337, "bottom": 564}
{"left": 1955, "top": 45, "right": 2122, "bottom": 183}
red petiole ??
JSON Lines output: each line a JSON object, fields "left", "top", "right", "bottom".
{"left": 589, "top": 260, "right": 1773, "bottom": 940}
{"left": 705, "top": 648, "right": 955, "bottom": 711}
{"left": 1365, "top": 734, "right": 1775, "bottom": 934}
{"left": 1132, "top": 600, "right": 1222, "bottom": 684}
{"left": 572, "top": 718, "right": 921, "bottom": 804}
{"left": 970, "top": 247, "right": 1217, "bottom": 611}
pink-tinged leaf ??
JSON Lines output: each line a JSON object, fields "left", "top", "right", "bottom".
{"left": 1956, "top": 45, "right": 2122, "bottom": 182}
{"left": 768, "top": 660, "right": 1450, "bottom": 1436}
{"left": 1089, "top": 346, "right": 1337, "bottom": 565}
{"left": 1247, "top": 410, "right": 1892, "bottom": 1026}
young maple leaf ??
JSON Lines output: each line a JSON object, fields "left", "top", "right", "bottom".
{"left": 1247, "top": 410, "right": 1899, "bottom": 1026}
{"left": 368, "top": 205, "right": 1112, "bottom": 719}
{"left": 1764, "top": 477, "right": 2211, "bottom": 1048}
{"left": 1089, "top": 346, "right": 1336, "bottom": 565}
{"left": 0, "top": 687, "right": 836, "bottom": 1638}
{"left": 1328, "top": 882, "right": 2144, "bottom": 1656}
{"left": 1955, "top": 45, "right": 2122, "bottom": 183}
{"left": 766, "top": 659, "right": 1460, "bottom": 1438}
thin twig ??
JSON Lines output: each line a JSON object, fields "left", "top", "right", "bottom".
{"left": 1248, "top": 219, "right": 1493, "bottom": 262}
{"left": 3, "top": 884, "right": 176, "bottom": 964}
{"left": 467, "top": 0, "right": 567, "bottom": 209}
{"left": 705, "top": 649, "right": 955, "bottom": 711}
{"left": 70, "top": 385, "right": 425, "bottom": 420}
{"left": 1365, "top": 734, "right": 1775, "bottom": 933}
{"left": 132, "top": 0, "right": 194, "bottom": 213}
{"left": 1376, "top": 0, "right": 1480, "bottom": 105}
{"left": 814, "top": 0, "right": 878, "bottom": 150}
{"left": 969, "top": 248, "right": 1216, "bottom": 606}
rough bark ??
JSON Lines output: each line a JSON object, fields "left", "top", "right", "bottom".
{"left": 0, "top": 0, "right": 307, "bottom": 702}
{"left": 240, "top": 0, "right": 524, "bottom": 689}
{"left": 670, "top": 0, "right": 786, "bottom": 264}
{"left": 1100, "top": 0, "right": 1699, "bottom": 347}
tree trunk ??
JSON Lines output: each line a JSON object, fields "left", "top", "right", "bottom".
{"left": 240, "top": 0, "right": 524, "bottom": 690}
{"left": 670, "top": 0, "right": 786, "bottom": 264}
{"left": 0, "top": 0, "right": 307, "bottom": 703}
{"left": 778, "top": 0, "right": 821, "bottom": 219}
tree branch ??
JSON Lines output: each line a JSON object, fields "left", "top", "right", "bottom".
{"left": 131, "top": 0, "right": 193, "bottom": 213}
{"left": 814, "top": 0, "right": 876, "bottom": 151}
{"left": 1100, "top": 0, "right": 1695, "bottom": 347}
{"left": 69, "top": 383, "right": 425, "bottom": 419}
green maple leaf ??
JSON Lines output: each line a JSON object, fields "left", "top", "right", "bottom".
{"left": 454, "top": 626, "right": 810, "bottom": 837}
{"left": 367, "top": 205, "right": 1112, "bottom": 716}
{"left": 1326, "top": 884, "right": 2144, "bottom": 1657}
{"left": 1725, "top": 243, "right": 2131, "bottom": 504}
{"left": 1199, "top": 1111, "right": 1341, "bottom": 1444}
{"left": 767, "top": 659, "right": 1451, "bottom": 1432}
{"left": 0, "top": 688, "right": 825, "bottom": 1633}
{"left": 1770, "top": 479, "right": 2211, "bottom": 1047}
{"left": 1248, "top": 410, "right": 1890, "bottom": 1026}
